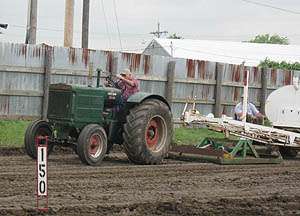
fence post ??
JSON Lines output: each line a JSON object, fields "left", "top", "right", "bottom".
{"left": 166, "top": 61, "right": 176, "bottom": 105}
{"left": 260, "top": 67, "right": 268, "bottom": 115}
{"left": 214, "top": 63, "right": 223, "bottom": 117}
{"left": 42, "top": 45, "right": 52, "bottom": 120}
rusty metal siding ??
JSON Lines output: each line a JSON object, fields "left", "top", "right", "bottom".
{"left": 221, "top": 86, "right": 261, "bottom": 104}
{"left": 0, "top": 43, "right": 44, "bottom": 68}
{"left": 0, "top": 96, "right": 9, "bottom": 115}
{"left": 0, "top": 70, "right": 43, "bottom": 117}
{"left": 0, "top": 42, "right": 296, "bottom": 120}
{"left": 150, "top": 55, "right": 170, "bottom": 77}
{"left": 267, "top": 69, "right": 293, "bottom": 87}
{"left": 0, "top": 43, "right": 45, "bottom": 118}
{"left": 9, "top": 96, "right": 42, "bottom": 116}
{"left": 51, "top": 74, "right": 92, "bottom": 86}
{"left": 171, "top": 103, "right": 185, "bottom": 119}
{"left": 174, "top": 59, "right": 216, "bottom": 80}
{"left": 173, "top": 83, "right": 214, "bottom": 101}
{"left": 0, "top": 96, "right": 42, "bottom": 117}
{"left": 0, "top": 71, "right": 43, "bottom": 92}
{"left": 139, "top": 80, "right": 165, "bottom": 96}
{"left": 173, "top": 59, "right": 216, "bottom": 117}
{"left": 222, "top": 65, "right": 261, "bottom": 84}
{"left": 115, "top": 52, "right": 170, "bottom": 77}
{"left": 221, "top": 64, "right": 263, "bottom": 116}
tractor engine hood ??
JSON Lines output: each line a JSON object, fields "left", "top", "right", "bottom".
{"left": 48, "top": 83, "right": 121, "bottom": 124}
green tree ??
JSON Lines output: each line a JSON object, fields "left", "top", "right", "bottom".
{"left": 259, "top": 58, "right": 300, "bottom": 70}
{"left": 248, "top": 34, "right": 289, "bottom": 45}
{"left": 167, "top": 33, "right": 183, "bottom": 39}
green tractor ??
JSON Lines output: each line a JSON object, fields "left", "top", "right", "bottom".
{"left": 24, "top": 70, "right": 173, "bottom": 165}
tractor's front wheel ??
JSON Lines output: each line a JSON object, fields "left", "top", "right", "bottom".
{"left": 24, "top": 120, "right": 54, "bottom": 159}
{"left": 123, "top": 99, "right": 173, "bottom": 165}
{"left": 77, "top": 124, "right": 107, "bottom": 166}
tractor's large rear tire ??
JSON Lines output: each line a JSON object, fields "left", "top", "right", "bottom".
{"left": 77, "top": 124, "right": 107, "bottom": 166}
{"left": 279, "top": 146, "right": 298, "bottom": 158}
{"left": 123, "top": 99, "right": 173, "bottom": 165}
{"left": 24, "top": 120, "right": 54, "bottom": 159}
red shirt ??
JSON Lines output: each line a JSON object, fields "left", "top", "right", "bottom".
{"left": 118, "top": 78, "right": 139, "bottom": 100}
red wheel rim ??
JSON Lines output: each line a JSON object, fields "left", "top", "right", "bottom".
{"left": 88, "top": 134, "right": 102, "bottom": 158}
{"left": 35, "top": 128, "right": 50, "bottom": 143}
{"left": 35, "top": 128, "right": 48, "bottom": 138}
{"left": 145, "top": 119, "right": 160, "bottom": 150}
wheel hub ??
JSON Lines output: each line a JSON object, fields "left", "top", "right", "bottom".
{"left": 88, "top": 134, "right": 102, "bottom": 158}
{"left": 35, "top": 128, "right": 50, "bottom": 145}
{"left": 145, "top": 116, "right": 167, "bottom": 151}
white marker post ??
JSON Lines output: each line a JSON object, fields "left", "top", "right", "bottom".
{"left": 36, "top": 136, "right": 48, "bottom": 212}
{"left": 242, "top": 67, "right": 249, "bottom": 123}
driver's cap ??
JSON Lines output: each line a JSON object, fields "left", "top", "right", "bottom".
{"left": 121, "top": 68, "right": 131, "bottom": 75}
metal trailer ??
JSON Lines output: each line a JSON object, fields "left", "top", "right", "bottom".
{"left": 169, "top": 100, "right": 300, "bottom": 164}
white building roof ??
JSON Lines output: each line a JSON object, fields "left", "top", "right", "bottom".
{"left": 144, "top": 38, "right": 300, "bottom": 67}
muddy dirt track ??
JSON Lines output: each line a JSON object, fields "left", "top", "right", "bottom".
{"left": 0, "top": 150, "right": 300, "bottom": 216}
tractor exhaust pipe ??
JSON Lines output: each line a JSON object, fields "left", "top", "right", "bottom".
{"left": 96, "top": 68, "right": 101, "bottom": 87}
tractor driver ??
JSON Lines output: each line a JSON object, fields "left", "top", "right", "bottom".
{"left": 116, "top": 68, "right": 140, "bottom": 101}
{"left": 234, "top": 95, "right": 264, "bottom": 124}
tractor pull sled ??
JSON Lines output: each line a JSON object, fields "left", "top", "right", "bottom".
{"left": 169, "top": 97, "right": 300, "bottom": 165}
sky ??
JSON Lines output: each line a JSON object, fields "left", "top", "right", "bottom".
{"left": 0, "top": 0, "right": 300, "bottom": 52}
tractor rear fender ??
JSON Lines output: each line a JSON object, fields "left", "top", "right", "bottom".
{"left": 126, "top": 92, "right": 171, "bottom": 110}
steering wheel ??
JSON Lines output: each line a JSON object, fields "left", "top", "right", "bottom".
{"left": 105, "top": 74, "right": 121, "bottom": 89}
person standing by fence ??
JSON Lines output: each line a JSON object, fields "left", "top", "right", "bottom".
{"left": 234, "top": 95, "right": 264, "bottom": 124}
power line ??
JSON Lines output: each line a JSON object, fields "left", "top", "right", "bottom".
{"left": 239, "top": 0, "right": 300, "bottom": 15}
{"left": 112, "top": 0, "right": 123, "bottom": 50}
{"left": 10, "top": 24, "right": 148, "bottom": 37}
{"left": 11, "top": 24, "right": 63, "bottom": 32}
{"left": 8, "top": 24, "right": 300, "bottom": 41}
{"left": 7, "top": 25, "right": 300, "bottom": 46}
{"left": 100, "top": 0, "right": 112, "bottom": 49}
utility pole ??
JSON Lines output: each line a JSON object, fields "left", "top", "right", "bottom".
{"left": 82, "top": 0, "right": 90, "bottom": 48}
{"left": 25, "top": 0, "right": 38, "bottom": 44}
{"left": 150, "top": 22, "right": 168, "bottom": 38}
{"left": 64, "top": 0, "right": 74, "bottom": 47}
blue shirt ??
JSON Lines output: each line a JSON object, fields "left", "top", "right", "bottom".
{"left": 234, "top": 102, "right": 259, "bottom": 120}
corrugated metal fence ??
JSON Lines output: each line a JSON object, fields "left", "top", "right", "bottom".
{"left": 0, "top": 42, "right": 297, "bottom": 120}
